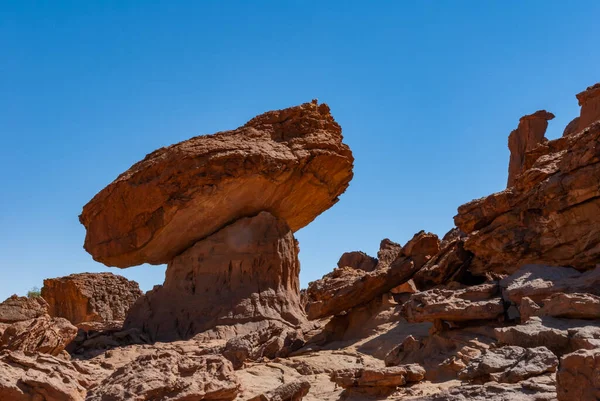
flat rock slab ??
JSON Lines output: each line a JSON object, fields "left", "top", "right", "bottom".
{"left": 80, "top": 101, "right": 353, "bottom": 267}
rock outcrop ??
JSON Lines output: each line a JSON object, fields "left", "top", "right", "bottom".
{"left": 80, "top": 101, "right": 353, "bottom": 268}
{"left": 337, "top": 251, "right": 377, "bottom": 272}
{"left": 576, "top": 83, "right": 600, "bottom": 131}
{"left": 0, "top": 295, "right": 48, "bottom": 323}
{"left": 0, "top": 315, "right": 77, "bottom": 356}
{"left": 41, "top": 273, "right": 142, "bottom": 325}
{"left": 86, "top": 350, "right": 240, "bottom": 401}
{"left": 330, "top": 364, "right": 425, "bottom": 389}
{"left": 556, "top": 348, "right": 600, "bottom": 401}
{"left": 125, "top": 212, "right": 307, "bottom": 341}
{"left": 507, "top": 110, "right": 554, "bottom": 187}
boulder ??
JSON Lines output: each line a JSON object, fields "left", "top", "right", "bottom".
{"left": 80, "top": 101, "right": 353, "bottom": 268}
{"left": 500, "top": 265, "right": 600, "bottom": 304}
{"left": 337, "top": 251, "right": 377, "bottom": 272}
{"left": 507, "top": 110, "right": 554, "bottom": 187}
{"left": 0, "top": 350, "right": 87, "bottom": 401}
{"left": 247, "top": 379, "right": 311, "bottom": 401}
{"left": 401, "top": 231, "right": 441, "bottom": 269}
{"left": 305, "top": 258, "right": 416, "bottom": 320}
{"left": 413, "top": 235, "right": 473, "bottom": 289}
{"left": 557, "top": 348, "right": 600, "bottom": 401}
{"left": 41, "top": 273, "right": 142, "bottom": 325}
{"left": 521, "top": 293, "right": 600, "bottom": 320}
{"left": 0, "top": 315, "right": 77, "bottom": 356}
{"left": 377, "top": 238, "right": 403, "bottom": 267}
{"left": 330, "top": 364, "right": 425, "bottom": 388}
{"left": 86, "top": 350, "right": 240, "bottom": 401}
{"left": 458, "top": 346, "right": 558, "bottom": 384}
{"left": 0, "top": 295, "right": 48, "bottom": 324}
{"left": 401, "top": 283, "right": 504, "bottom": 324}
{"left": 125, "top": 212, "right": 307, "bottom": 341}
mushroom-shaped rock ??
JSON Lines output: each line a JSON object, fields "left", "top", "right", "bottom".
{"left": 80, "top": 101, "right": 353, "bottom": 268}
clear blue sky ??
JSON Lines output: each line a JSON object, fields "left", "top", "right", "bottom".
{"left": 1, "top": 1, "right": 599, "bottom": 300}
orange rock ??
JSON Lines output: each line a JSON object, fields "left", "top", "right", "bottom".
{"left": 507, "top": 110, "right": 554, "bottom": 188}
{"left": 80, "top": 101, "right": 353, "bottom": 268}
{"left": 42, "top": 273, "right": 142, "bottom": 325}
{"left": 576, "top": 83, "right": 600, "bottom": 131}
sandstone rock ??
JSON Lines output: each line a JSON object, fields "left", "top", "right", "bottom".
{"left": 390, "top": 280, "right": 417, "bottom": 294}
{"left": 377, "top": 238, "right": 403, "bottom": 268}
{"left": 521, "top": 293, "right": 600, "bottom": 320}
{"left": 414, "top": 374, "right": 557, "bottom": 401}
{"left": 41, "top": 273, "right": 142, "bottom": 325}
{"left": 562, "top": 116, "right": 580, "bottom": 136}
{"left": 305, "top": 231, "right": 441, "bottom": 320}
{"left": 68, "top": 327, "right": 150, "bottom": 357}
{"left": 305, "top": 257, "right": 416, "bottom": 320}
{"left": 247, "top": 379, "right": 311, "bottom": 401}
{"left": 0, "top": 350, "right": 87, "bottom": 401}
{"left": 330, "top": 364, "right": 425, "bottom": 388}
{"left": 222, "top": 324, "right": 304, "bottom": 369}
{"left": 458, "top": 346, "right": 557, "bottom": 384}
{"left": 337, "top": 251, "right": 377, "bottom": 272}
{"left": 0, "top": 295, "right": 48, "bottom": 323}
{"left": 401, "top": 231, "right": 441, "bottom": 269}
{"left": 125, "top": 212, "right": 306, "bottom": 341}
{"left": 556, "top": 348, "right": 600, "bottom": 401}
{"left": 80, "top": 101, "right": 353, "bottom": 268}
{"left": 500, "top": 264, "right": 600, "bottom": 304}
{"left": 576, "top": 82, "right": 600, "bottom": 131}
{"left": 401, "top": 283, "right": 504, "bottom": 324}
{"left": 507, "top": 110, "right": 554, "bottom": 187}
{"left": 0, "top": 315, "right": 77, "bottom": 356}
{"left": 413, "top": 236, "right": 473, "bottom": 289}
{"left": 86, "top": 350, "right": 240, "bottom": 401}
{"left": 455, "top": 115, "right": 600, "bottom": 275}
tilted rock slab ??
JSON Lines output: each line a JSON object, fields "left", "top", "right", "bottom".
{"left": 125, "top": 212, "right": 307, "bottom": 341}
{"left": 80, "top": 101, "right": 353, "bottom": 268}
{"left": 41, "top": 272, "right": 142, "bottom": 325}
{"left": 0, "top": 315, "right": 77, "bottom": 356}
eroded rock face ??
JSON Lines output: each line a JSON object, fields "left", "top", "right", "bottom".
{"left": 86, "top": 350, "right": 240, "bottom": 401}
{"left": 330, "top": 364, "right": 425, "bottom": 388}
{"left": 557, "top": 348, "right": 600, "bottom": 401}
{"left": 507, "top": 110, "right": 554, "bottom": 187}
{"left": 80, "top": 101, "right": 353, "bottom": 268}
{"left": 337, "top": 251, "right": 377, "bottom": 272}
{"left": 456, "top": 118, "right": 600, "bottom": 275}
{"left": 458, "top": 346, "right": 558, "bottom": 384}
{"left": 0, "top": 351, "right": 87, "bottom": 401}
{"left": 125, "top": 212, "right": 306, "bottom": 341}
{"left": 576, "top": 83, "right": 600, "bottom": 131}
{"left": 521, "top": 293, "right": 600, "bottom": 320}
{"left": 0, "top": 315, "right": 77, "bottom": 356}
{"left": 0, "top": 295, "right": 48, "bottom": 324}
{"left": 401, "top": 283, "right": 504, "bottom": 324}
{"left": 247, "top": 379, "right": 311, "bottom": 401}
{"left": 41, "top": 273, "right": 142, "bottom": 325}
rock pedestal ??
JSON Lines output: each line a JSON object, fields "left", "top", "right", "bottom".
{"left": 125, "top": 212, "right": 306, "bottom": 341}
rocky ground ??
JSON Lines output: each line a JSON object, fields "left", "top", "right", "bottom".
{"left": 2, "top": 84, "right": 600, "bottom": 400}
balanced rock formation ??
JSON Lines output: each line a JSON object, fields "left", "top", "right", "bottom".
{"left": 80, "top": 102, "right": 353, "bottom": 341}
{"left": 80, "top": 101, "right": 353, "bottom": 268}
{"left": 506, "top": 110, "right": 554, "bottom": 187}
{"left": 456, "top": 83, "right": 600, "bottom": 275}
{"left": 42, "top": 273, "right": 142, "bottom": 326}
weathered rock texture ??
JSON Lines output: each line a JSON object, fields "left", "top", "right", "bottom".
{"left": 247, "top": 379, "right": 310, "bottom": 401}
{"left": 125, "top": 212, "right": 306, "bottom": 341}
{"left": 80, "top": 101, "right": 353, "bottom": 268}
{"left": 507, "top": 110, "right": 554, "bottom": 187}
{"left": 0, "top": 295, "right": 48, "bottom": 323}
{"left": 41, "top": 273, "right": 142, "bottom": 325}
{"left": 0, "top": 315, "right": 77, "bottom": 356}
{"left": 330, "top": 364, "right": 425, "bottom": 388}
{"left": 456, "top": 117, "right": 600, "bottom": 275}
{"left": 86, "top": 350, "right": 240, "bottom": 401}
{"left": 576, "top": 83, "right": 600, "bottom": 131}
{"left": 337, "top": 251, "right": 377, "bottom": 272}
{"left": 557, "top": 348, "right": 600, "bottom": 401}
